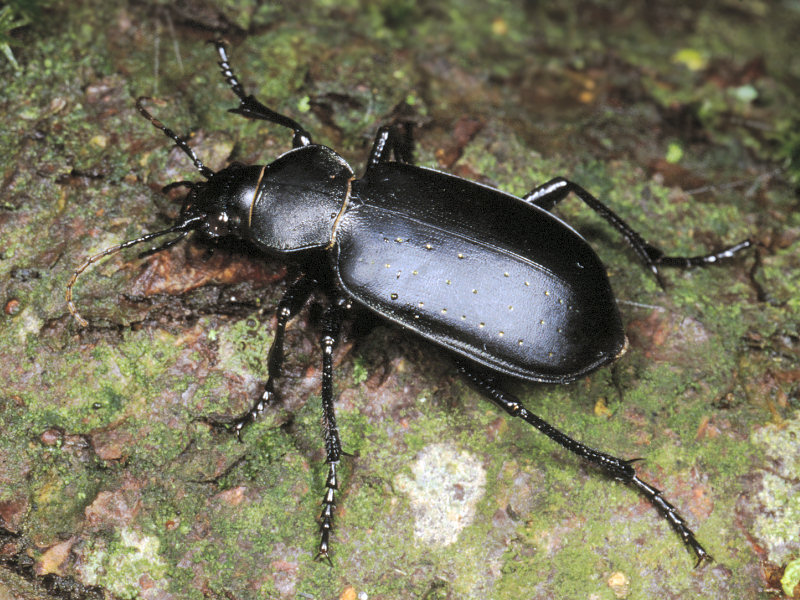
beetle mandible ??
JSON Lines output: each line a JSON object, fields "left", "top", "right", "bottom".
{"left": 66, "top": 41, "right": 752, "bottom": 564}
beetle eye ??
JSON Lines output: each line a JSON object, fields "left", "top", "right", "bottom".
{"left": 199, "top": 211, "right": 234, "bottom": 238}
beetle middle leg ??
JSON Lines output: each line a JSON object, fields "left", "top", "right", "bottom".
{"left": 456, "top": 361, "right": 712, "bottom": 566}
{"left": 203, "top": 278, "right": 349, "bottom": 559}
{"left": 523, "top": 177, "right": 752, "bottom": 285}
{"left": 205, "top": 274, "right": 317, "bottom": 437}
{"left": 315, "top": 295, "right": 348, "bottom": 563}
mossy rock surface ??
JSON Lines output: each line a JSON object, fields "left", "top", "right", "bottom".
{"left": 1, "top": 2, "right": 798, "bottom": 599}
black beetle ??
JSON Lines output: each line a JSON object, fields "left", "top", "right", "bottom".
{"left": 66, "top": 42, "right": 751, "bottom": 564}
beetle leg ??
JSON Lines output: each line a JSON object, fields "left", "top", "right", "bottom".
{"left": 457, "top": 361, "right": 712, "bottom": 566}
{"left": 202, "top": 274, "right": 317, "bottom": 438}
{"left": 315, "top": 296, "right": 347, "bottom": 563}
{"left": 393, "top": 122, "right": 415, "bottom": 164}
{"left": 212, "top": 41, "right": 313, "bottom": 148}
{"left": 265, "top": 275, "right": 318, "bottom": 392}
{"left": 523, "top": 177, "right": 752, "bottom": 285}
{"left": 366, "top": 123, "right": 415, "bottom": 168}
{"left": 242, "top": 273, "right": 317, "bottom": 437}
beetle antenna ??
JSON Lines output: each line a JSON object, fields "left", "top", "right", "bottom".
{"left": 65, "top": 215, "right": 204, "bottom": 327}
{"left": 136, "top": 96, "right": 215, "bottom": 179}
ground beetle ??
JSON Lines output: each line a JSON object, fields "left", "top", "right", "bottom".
{"left": 66, "top": 41, "right": 752, "bottom": 564}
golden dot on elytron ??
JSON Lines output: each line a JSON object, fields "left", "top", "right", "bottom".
{"left": 441, "top": 308, "right": 447, "bottom": 314}
{"left": 498, "top": 331, "right": 504, "bottom": 337}
{"left": 479, "top": 322, "right": 485, "bottom": 328}
{"left": 457, "top": 253, "right": 464, "bottom": 259}
{"left": 390, "top": 293, "right": 398, "bottom": 300}
{"left": 425, "top": 243, "right": 432, "bottom": 250}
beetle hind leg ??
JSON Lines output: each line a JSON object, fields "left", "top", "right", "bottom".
{"left": 523, "top": 177, "right": 751, "bottom": 285}
{"left": 456, "top": 361, "right": 712, "bottom": 566}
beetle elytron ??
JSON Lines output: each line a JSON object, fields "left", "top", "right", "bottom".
{"left": 67, "top": 41, "right": 751, "bottom": 564}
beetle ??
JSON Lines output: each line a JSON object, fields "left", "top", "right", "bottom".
{"left": 66, "top": 41, "right": 752, "bottom": 564}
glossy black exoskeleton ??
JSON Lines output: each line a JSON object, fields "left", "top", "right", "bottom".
{"left": 66, "top": 42, "right": 752, "bottom": 564}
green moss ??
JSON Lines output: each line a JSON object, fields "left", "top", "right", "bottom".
{"left": 783, "top": 557, "right": 800, "bottom": 598}
{"left": 14, "top": 329, "right": 181, "bottom": 433}
{"left": 82, "top": 528, "right": 169, "bottom": 599}
{"left": 216, "top": 315, "right": 274, "bottom": 380}
{"left": 351, "top": 357, "right": 369, "bottom": 384}
{"left": 750, "top": 413, "right": 800, "bottom": 564}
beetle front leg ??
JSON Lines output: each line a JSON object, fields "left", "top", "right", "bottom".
{"left": 213, "top": 41, "right": 313, "bottom": 148}
{"left": 523, "top": 177, "right": 751, "bottom": 285}
{"left": 203, "top": 274, "right": 317, "bottom": 438}
{"left": 315, "top": 296, "right": 347, "bottom": 563}
{"left": 456, "top": 361, "right": 712, "bottom": 566}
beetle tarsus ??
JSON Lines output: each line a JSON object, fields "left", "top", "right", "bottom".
{"left": 316, "top": 461, "right": 338, "bottom": 566}
{"left": 629, "top": 474, "right": 713, "bottom": 566}
{"left": 646, "top": 238, "right": 753, "bottom": 269}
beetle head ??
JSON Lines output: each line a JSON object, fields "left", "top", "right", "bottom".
{"left": 174, "top": 163, "right": 266, "bottom": 242}
{"left": 177, "top": 177, "right": 233, "bottom": 239}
